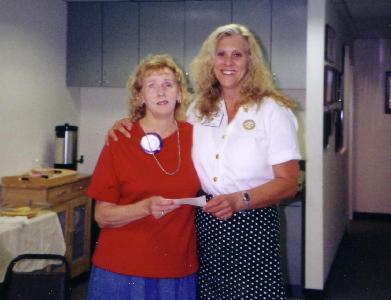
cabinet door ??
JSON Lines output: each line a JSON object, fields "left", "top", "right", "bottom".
{"left": 279, "top": 198, "right": 303, "bottom": 296}
{"left": 232, "top": 0, "right": 271, "bottom": 67}
{"left": 67, "top": 2, "right": 102, "bottom": 87}
{"left": 103, "top": 2, "right": 139, "bottom": 88}
{"left": 271, "top": 0, "right": 307, "bottom": 89}
{"left": 140, "top": 2, "right": 185, "bottom": 69}
{"left": 69, "top": 196, "right": 91, "bottom": 277}
{"left": 51, "top": 202, "right": 71, "bottom": 260}
{"left": 184, "top": 1, "right": 231, "bottom": 76}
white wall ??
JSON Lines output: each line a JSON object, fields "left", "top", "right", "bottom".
{"left": 353, "top": 39, "right": 391, "bottom": 213}
{"left": 322, "top": 0, "right": 352, "bottom": 286}
{"left": 305, "top": 0, "right": 352, "bottom": 290}
{"left": 0, "top": 0, "right": 79, "bottom": 184}
{"left": 305, "top": 0, "right": 326, "bottom": 290}
{"left": 78, "top": 88, "right": 128, "bottom": 174}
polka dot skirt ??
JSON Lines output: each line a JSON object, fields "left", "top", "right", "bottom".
{"left": 195, "top": 206, "right": 286, "bottom": 300}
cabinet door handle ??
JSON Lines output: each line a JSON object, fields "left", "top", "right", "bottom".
{"left": 272, "top": 72, "right": 277, "bottom": 83}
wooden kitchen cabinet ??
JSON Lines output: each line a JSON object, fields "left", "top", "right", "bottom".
{"left": 278, "top": 161, "right": 305, "bottom": 297}
{"left": 2, "top": 173, "right": 92, "bottom": 278}
{"left": 184, "top": 1, "right": 231, "bottom": 75}
{"left": 66, "top": 0, "right": 307, "bottom": 89}
{"left": 103, "top": 2, "right": 139, "bottom": 87}
{"left": 279, "top": 194, "right": 304, "bottom": 297}
{"left": 271, "top": 0, "right": 307, "bottom": 89}
{"left": 232, "top": 0, "right": 272, "bottom": 66}
{"left": 51, "top": 195, "right": 91, "bottom": 278}
{"left": 66, "top": 2, "right": 101, "bottom": 87}
{"left": 140, "top": 2, "right": 185, "bottom": 70}
{"left": 67, "top": 1, "right": 138, "bottom": 87}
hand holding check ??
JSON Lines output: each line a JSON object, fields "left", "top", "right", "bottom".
{"left": 172, "top": 195, "right": 207, "bottom": 207}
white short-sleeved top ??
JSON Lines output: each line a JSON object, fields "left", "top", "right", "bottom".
{"left": 187, "top": 97, "right": 301, "bottom": 196}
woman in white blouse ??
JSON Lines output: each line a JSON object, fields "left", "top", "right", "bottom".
{"left": 107, "top": 24, "right": 300, "bottom": 300}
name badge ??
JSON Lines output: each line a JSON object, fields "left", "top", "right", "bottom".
{"left": 140, "top": 133, "right": 163, "bottom": 154}
{"left": 201, "top": 111, "right": 224, "bottom": 127}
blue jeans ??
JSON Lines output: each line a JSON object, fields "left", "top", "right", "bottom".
{"left": 87, "top": 266, "right": 196, "bottom": 300}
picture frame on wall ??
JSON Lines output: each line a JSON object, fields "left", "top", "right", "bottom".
{"left": 323, "top": 111, "right": 332, "bottom": 149}
{"left": 325, "top": 24, "right": 336, "bottom": 63}
{"left": 386, "top": 71, "right": 391, "bottom": 114}
{"left": 334, "top": 109, "right": 343, "bottom": 152}
{"left": 334, "top": 71, "right": 344, "bottom": 152}
{"left": 341, "top": 44, "right": 347, "bottom": 74}
{"left": 324, "top": 66, "right": 337, "bottom": 109}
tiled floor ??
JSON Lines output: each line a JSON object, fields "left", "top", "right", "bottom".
{"left": 70, "top": 218, "right": 391, "bottom": 300}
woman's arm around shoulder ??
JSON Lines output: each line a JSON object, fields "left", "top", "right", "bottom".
{"left": 105, "top": 117, "right": 134, "bottom": 145}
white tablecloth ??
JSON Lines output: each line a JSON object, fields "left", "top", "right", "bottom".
{"left": 0, "top": 210, "right": 66, "bottom": 282}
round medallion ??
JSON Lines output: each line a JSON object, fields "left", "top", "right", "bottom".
{"left": 140, "top": 133, "right": 163, "bottom": 154}
{"left": 243, "top": 119, "right": 256, "bottom": 130}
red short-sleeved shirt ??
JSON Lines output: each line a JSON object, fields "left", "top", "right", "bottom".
{"left": 86, "top": 121, "right": 200, "bottom": 278}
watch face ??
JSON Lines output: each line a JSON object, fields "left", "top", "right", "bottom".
{"left": 242, "top": 191, "right": 250, "bottom": 210}
{"left": 243, "top": 192, "right": 250, "bottom": 201}
{"left": 140, "top": 132, "right": 163, "bottom": 154}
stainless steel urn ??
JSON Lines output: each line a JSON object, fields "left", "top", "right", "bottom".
{"left": 54, "top": 123, "right": 83, "bottom": 170}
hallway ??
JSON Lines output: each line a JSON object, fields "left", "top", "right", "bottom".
{"left": 302, "top": 217, "right": 391, "bottom": 300}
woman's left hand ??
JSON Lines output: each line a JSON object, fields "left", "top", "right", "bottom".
{"left": 203, "top": 193, "right": 241, "bottom": 221}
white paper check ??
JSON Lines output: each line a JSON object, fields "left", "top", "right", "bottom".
{"left": 173, "top": 195, "right": 207, "bottom": 207}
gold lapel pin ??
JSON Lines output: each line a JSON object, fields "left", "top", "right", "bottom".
{"left": 243, "top": 119, "right": 256, "bottom": 130}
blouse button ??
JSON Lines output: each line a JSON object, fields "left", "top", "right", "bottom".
{"left": 215, "top": 154, "right": 220, "bottom": 159}
{"left": 221, "top": 134, "right": 226, "bottom": 139}
{"left": 213, "top": 176, "right": 218, "bottom": 182}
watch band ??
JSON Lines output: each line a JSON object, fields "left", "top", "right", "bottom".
{"left": 241, "top": 191, "right": 251, "bottom": 211}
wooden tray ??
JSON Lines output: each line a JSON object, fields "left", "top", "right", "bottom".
{"left": 0, "top": 206, "right": 40, "bottom": 218}
{"left": 2, "top": 169, "right": 78, "bottom": 188}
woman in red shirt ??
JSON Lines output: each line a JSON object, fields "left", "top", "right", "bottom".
{"left": 86, "top": 54, "right": 200, "bottom": 300}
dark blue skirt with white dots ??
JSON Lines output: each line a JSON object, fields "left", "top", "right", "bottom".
{"left": 195, "top": 206, "right": 287, "bottom": 300}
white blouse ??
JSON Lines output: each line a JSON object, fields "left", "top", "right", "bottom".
{"left": 187, "top": 97, "right": 301, "bottom": 195}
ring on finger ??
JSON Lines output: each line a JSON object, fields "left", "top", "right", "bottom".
{"left": 160, "top": 210, "right": 164, "bottom": 216}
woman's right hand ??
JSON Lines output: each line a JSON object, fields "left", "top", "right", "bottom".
{"left": 148, "top": 196, "right": 180, "bottom": 219}
{"left": 105, "top": 118, "right": 134, "bottom": 145}
{"left": 94, "top": 195, "right": 180, "bottom": 228}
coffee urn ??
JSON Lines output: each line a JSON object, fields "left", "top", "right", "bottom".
{"left": 54, "top": 123, "right": 84, "bottom": 170}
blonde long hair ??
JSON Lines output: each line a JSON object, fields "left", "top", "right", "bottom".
{"left": 127, "top": 54, "right": 189, "bottom": 121}
{"left": 190, "top": 23, "right": 295, "bottom": 118}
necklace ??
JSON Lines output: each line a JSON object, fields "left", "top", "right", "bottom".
{"left": 141, "top": 121, "right": 181, "bottom": 176}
